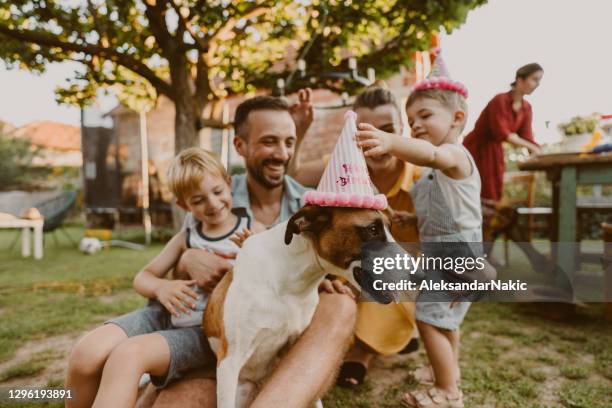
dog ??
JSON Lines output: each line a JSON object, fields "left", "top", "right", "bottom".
{"left": 203, "top": 205, "right": 410, "bottom": 407}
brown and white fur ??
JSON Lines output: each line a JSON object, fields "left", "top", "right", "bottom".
{"left": 203, "top": 205, "right": 407, "bottom": 407}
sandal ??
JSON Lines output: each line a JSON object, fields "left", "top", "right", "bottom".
{"left": 336, "top": 361, "right": 367, "bottom": 389}
{"left": 401, "top": 387, "right": 464, "bottom": 408}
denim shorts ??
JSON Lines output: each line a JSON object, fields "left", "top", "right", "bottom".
{"left": 106, "top": 300, "right": 215, "bottom": 388}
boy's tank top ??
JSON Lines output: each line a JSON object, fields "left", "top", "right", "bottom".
{"left": 171, "top": 208, "right": 251, "bottom": 328}
{"left": 411, "top": 145, "right": 482, "bottom": 243}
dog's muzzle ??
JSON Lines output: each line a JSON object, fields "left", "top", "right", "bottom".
{"left": 352, "top": 264, "right": 395, "bottom": 304}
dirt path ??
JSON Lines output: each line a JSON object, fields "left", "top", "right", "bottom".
{"left": 0, "top": 331, "right": 81, "bottom": 387}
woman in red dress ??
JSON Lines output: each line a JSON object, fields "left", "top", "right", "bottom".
{"left": 463, "top": 63, "right": 544, "bottom": 202}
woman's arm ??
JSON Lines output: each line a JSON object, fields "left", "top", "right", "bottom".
{"left": 513, "top": 105, "right": 541, "bottom": 154}
{"left": 505, "top": 133, "right": 541, "bottom": 154}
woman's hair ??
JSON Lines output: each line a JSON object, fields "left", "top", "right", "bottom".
{"left": 352, "top": 85, "right": 401, "bottom": 116}
{"left": 511, "top": 63, "right": 543, "bottom": 88}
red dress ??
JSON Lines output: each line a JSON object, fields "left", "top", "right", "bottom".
{"left": 463, "top": 91, "right": 538, "bottom": 201}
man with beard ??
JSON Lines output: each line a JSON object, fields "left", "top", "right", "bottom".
{"left": 137, "top": 93, "right": 357, "bottom": 408}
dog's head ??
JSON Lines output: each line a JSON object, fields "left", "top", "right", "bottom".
{"left": 284, "top": 205, "right": 406, "bottom": 304}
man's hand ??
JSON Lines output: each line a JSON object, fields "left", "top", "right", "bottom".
{"left": 318, "top": 278, "right": 356, "bottom": 299}
{"left": 290, "top": 88, "right": 314, "bottom": 141}
{"left": 356, "top": 123, "right": 399, "bottom": 158}
{"left": 176, "top": 249, "right": 233, "bottom": 293}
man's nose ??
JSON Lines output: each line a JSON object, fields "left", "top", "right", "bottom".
{"left": 272, "top": 143, "right": 290, "bottom": 162}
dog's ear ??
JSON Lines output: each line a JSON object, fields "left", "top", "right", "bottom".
{"left": 284, "top": 205, "right": 331, "bottom": 245}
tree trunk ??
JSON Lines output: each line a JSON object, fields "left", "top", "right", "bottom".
{"left": 174, "top": 93, "right": 199, "bottom": 153}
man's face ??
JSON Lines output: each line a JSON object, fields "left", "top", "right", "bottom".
{"left": 355, "top": 104, "right": 402, "bottom": 172}
{"left": 235, "top": 109, "right": 297, "bottom": 189}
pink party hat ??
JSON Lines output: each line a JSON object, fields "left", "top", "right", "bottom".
{"left": 413, "top": 48, "right": 468, "bottom": 99}
{"left": 303, "top": 111, "right": 387, "bottom": 210}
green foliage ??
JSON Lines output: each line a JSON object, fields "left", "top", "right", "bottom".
{"left": 0, "top": 132, "right": 39, "bottom": 191}
{"left": 0, "top": 0, "right": 486, "bottom": 150}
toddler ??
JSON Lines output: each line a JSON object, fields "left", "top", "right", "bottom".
{"left": 357, "top": 78, "right": 481, "bottom": 408}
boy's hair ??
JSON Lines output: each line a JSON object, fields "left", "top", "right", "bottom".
{"left": 234, "top": 95, "right": 291, "bottom": 141}
{"left": 406, "top": 88, "right": 469, "bottom": 132}
{"left": 167, "top": 147, "right": 228, "bottom": 202}
{"left": 353, "top": 86, "right": 401, "bottom": 116}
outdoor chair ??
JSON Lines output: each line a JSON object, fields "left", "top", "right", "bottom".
{"left": 502, "top": 171, "right": 552, "bottom": 265}
{"left": 36, "top": 190, "right": 78, "bottom": 245}
{"left": 7, "top": 190, "right": 78, "bottom": 251}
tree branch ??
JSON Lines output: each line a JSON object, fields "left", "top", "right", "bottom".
{"left": 168, "top": 0, "right": 208, "bottom": 53}
{"left": 0, "top": 24, "right": 174, "bottom": 98}
{"left": 205, "top": 2, "right": 270, "bottom": 68}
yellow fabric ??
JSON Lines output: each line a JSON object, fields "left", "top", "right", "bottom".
{"left": 355, "top": 162, "right": 420, "bottom": 355}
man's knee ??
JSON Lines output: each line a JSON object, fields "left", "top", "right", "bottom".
{"left": 314, "top": 293, "right": 357, "bottom": 337}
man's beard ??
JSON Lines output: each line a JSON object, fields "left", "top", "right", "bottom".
{"left": 248, "top": 159, "right": 288, "bottom": 189}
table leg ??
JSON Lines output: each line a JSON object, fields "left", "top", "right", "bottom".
{"left": 34, "top": 224, "right": 43, "bottom": 260}
{"left": 22, "top": 227, "right": 31, "bottom": 257}
{"left": 557, "top": 166, "right": 577, "bottom": 289}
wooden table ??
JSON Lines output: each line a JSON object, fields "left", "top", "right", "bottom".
{"left": 518, "top": 152, "right": 612, "bottom": 277}
{"left": 0, "top": 218, "right": 44, "bottom": 260}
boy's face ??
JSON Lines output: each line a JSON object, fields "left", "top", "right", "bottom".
{"left": 356, "top": 104, "right": 402, "bottom": 172}
{"left": 406, "top": 98, "right": 463, "bottom": 146}
{"left": 179, "top": 175, "right": 233, "bottom": 228}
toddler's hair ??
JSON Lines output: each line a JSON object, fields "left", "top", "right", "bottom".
{"left": 406, "top": 88, "right": 468, "bottom": 132}
{"left": 167, "top": 147, "right": 228, "bottom": 202}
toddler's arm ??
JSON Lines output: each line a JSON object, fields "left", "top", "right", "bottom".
{"left": 133, "top": 231, "right": 199, "bottom": 317}
{"left": 356, "top": 123, "right": 472, "bottom": 180}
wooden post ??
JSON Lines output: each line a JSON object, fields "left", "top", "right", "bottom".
{"left": 140, "top": 111, "right": 152, "bottom": 245}
{"left": 556, "top": 166, "right": 577, "bottom": 292}
{"left": 603, "top": 223, "right": 612, "bottom": 321}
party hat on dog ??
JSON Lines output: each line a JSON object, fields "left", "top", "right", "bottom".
{"left": 303, "top": 111, "right": 387, "bottom": 210}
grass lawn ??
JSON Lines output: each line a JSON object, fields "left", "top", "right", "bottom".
{"left": 0, "top": 224, "right": 611, "bottom": 407}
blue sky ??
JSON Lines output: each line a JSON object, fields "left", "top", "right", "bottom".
{"left": 0, "top": 0, "right": 610, "bottom": 144}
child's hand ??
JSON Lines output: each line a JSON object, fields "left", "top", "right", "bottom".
{"left": 155, "top": 279, "right": 199, "bottom": 317}
{"left": 391, "top": 210, "right": 417, "bottom": 227}
{"left": 229, "top": 228, "right": 253, "bottom": 248}
{"left": 355, "top": 123, "right": 398, "bottom": 157}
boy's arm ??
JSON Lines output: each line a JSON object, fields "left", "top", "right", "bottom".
{"left": 133, "top": 231, "right": 188, "bottom": 299}
{"left": 357, "top": 124, "right": 471, "bottom": 179}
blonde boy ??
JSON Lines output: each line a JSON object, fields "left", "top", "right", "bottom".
{"left": 66, "top": 147, "right": 261, "bottom": 408}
